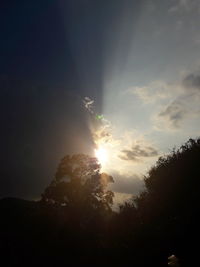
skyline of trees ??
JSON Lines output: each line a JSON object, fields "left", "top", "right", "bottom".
{"left": 1, "top": 137, "right": 200, "bottom": 266}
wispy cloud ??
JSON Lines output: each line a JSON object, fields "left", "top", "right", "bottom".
{"left": 128, "top": 81, "right": 172, "bottom": 104}
{"left": 83, "top": 96, "right": 119, "bottom": 150}
{"left": 119, "top": 141, "right": 159, "bottom": 162}
{"left": 83, "top": 97, "right": 94, "bottom": 114}
{"left": 169, "top": 0, "right": 200, "bottom": 13}
{"left": 146, "top": 73, "right": 200, "bottom": 131}
{"left": 155, "top": 99, "right": 187, "bottom": 130}
{"left": 183, "top": 72, "right": 200, "bottom": 90}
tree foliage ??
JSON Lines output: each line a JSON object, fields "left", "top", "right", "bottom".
{"left": 132, "top": 138, "right": 200, "bottom": 264}
{"left": 136, "top": 138, "right": 200, "bottom": 217}
{"left": 41, "top": 154, "right": 114, "bottom": 211}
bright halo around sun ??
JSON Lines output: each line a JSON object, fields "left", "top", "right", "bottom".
{"left": 95, "top": 147, "right": 108, "bottom": 165}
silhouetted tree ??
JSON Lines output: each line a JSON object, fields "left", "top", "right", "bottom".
{"left": 41, "top": 154, "right": 114, "bottom": 212}
{"left": 3, "top": 139, "right": 200, "bottom": 266}
{"left": 135, "top": 138, "right": 200, "bottom": 217}
{"left": 133, "top": 138, "right": 200, "bottom": 265}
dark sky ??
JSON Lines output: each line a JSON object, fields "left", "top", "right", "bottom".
{"left": 0, "top": 0, "right": 140, "bottom": 199}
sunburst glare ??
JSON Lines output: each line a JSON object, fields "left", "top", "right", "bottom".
{"left": 95, "top": 147, "right": 108, "bottom": 166}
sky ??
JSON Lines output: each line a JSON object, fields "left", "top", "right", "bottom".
{"left": 1, "top": 0, "right": 200, "bottom": 204}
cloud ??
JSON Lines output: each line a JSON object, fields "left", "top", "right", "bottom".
{"left": 83, "top": 96, "right": 120, "bottom": 151}
{"left": 183, "top": 73, "right": 200, "bottom": 90}
{"left": 128, "top": 76, "right": 200, "bottom": 133}
{"left": 169, "top": 0, "right": 199, "bottom": 12}
{"left": 152, "top": 75, "right": 200, "bottom": 131}
{"left": 155, "top": 100, "right": 187, "bottom": 130}
{"left": 109, "top": 171, "right": 145, "bottom": 195}
{"left": 93, "top": 126, "right": 112, "bottom": 143}
{"left": 83, "top": 96, "right": 94, "bottom": 114}
{"left": 92, "top": 122, "right": 114, "bottom": 147}
{"left": 129, "top": 81, "right": 171, "bottom": 104}
{"left": 119, "top": 143, "right": 159, "bottom": 162}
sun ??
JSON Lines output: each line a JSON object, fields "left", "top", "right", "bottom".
{"left": 95, "top": 147, "right": 108, "bottom": 165}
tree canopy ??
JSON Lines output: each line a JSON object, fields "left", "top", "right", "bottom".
{"left": 136, "top": 138, "right": 200, "bottom": 217}
{"left": 132, "top": 138, "right": 200, "bottom": 265}
{"left": 41, "top": 154, "right": 114, "bottom": 211}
